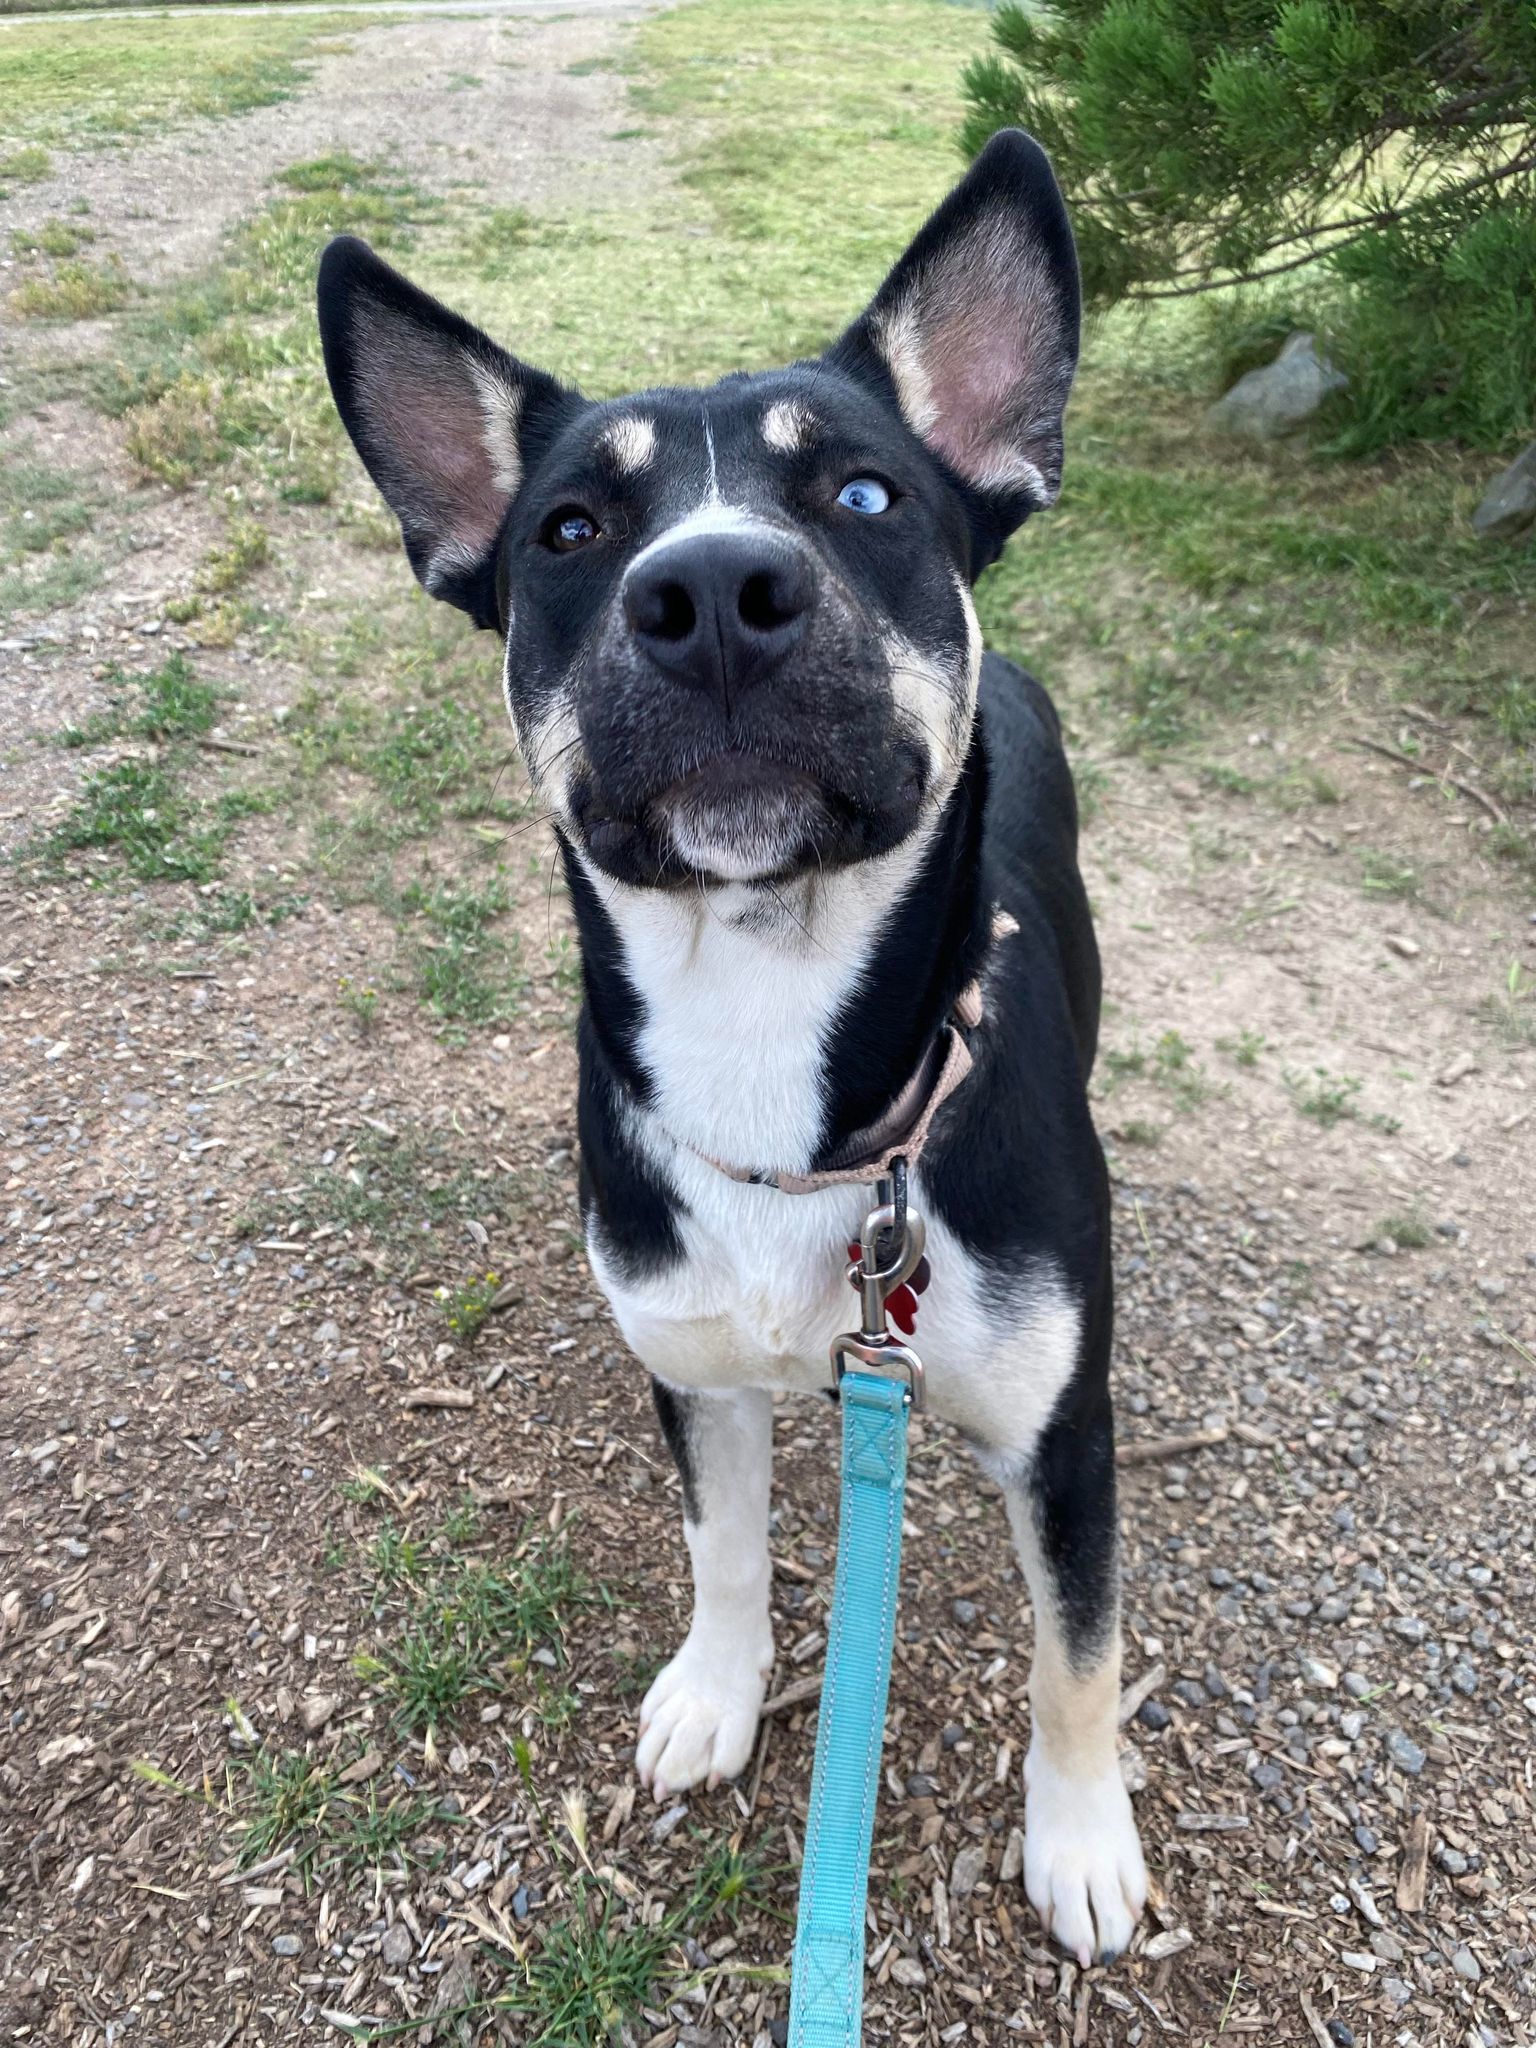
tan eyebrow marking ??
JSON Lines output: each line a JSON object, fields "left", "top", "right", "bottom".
{"left": 761, "top": 399, "right": 815, "bottom": 453}
{"left": 598, "top": 413, "right": 658, "bottom": 475}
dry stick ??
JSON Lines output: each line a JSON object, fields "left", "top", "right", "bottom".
{"left": 1346, "top": 734, "right": 1508, "bottom": 827}
{"left": 1117, "top": 1425, "right": 1229, "bottom": 1466}
{"left": 196, "top": 735, "right": 261, "bottom": 758}
{"left": 399, "top": 1387, "right": 475, "bottom": 1412}
{"left": 1397, "top": 1810, "right": 1430, "bottom": 1913}
{"left": 1117, "top": 1660, "right": 1167, "bottom": 1727}
{"left": 1298, "top": 1993, "right": 1334, "bottom": 2048}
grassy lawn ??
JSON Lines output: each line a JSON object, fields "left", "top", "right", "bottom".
{"left": 0, "top": 11, "right": 354, "bottom": 151}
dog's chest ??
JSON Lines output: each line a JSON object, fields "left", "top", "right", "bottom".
{"left": 589, "top": 1147, "right": 1085, "bottom": 1450}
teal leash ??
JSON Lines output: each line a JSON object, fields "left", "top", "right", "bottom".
{"left": 788, "top": 1172, "right": 925, "bottom": 2048}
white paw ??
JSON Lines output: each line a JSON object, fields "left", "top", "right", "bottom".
{"left": 635, "top": 1628, "right": 771, "bottom": 1801}
{"left": 1023, "top": 1744, "right": 1147, "bottom": 1965}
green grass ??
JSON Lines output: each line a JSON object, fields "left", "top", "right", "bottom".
{"left": 1285, "top": 1066, "right": 1361, "bottom": 1128}
{"left": 1375, "top": 1210, "right": 1434, "bottom": 1250}
{"left": 401, "top": 873, "right": 527, "bottom": 1030}
{"left": 235, "top": 1125, "right": 531, "bottom": 1255}
{"left": 10, "top": 254, "right": 128, "bottom": 319}
{"left": 352, "top": 1520, "right": 604, "bottom": 1737}
{"left": 44, "top": 756, "right": 227, "bottom": 885}
{"left": 11, "top": 216, "right": 93, "bottom": 257}
{"left": 55, "top": 652, "right": 221, "bottom": 748}
{"left": 1103, "top": 1028, "right": 1216, "bottom": 1111}
{"left": 229, "top": 1746, "right": 447, "bottom": 1887}
{"left": 0, "top": 16, "right": 342, "bottom": 152}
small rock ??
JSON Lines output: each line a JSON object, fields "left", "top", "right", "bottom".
{"left": 1383, "top": 1728, "right": 1426, "bottom": 1775}
{"left": 949, "top": 1844, "right": 987, "bottom": 1899}
{"left": 272, "top": 1934, "right": 302, "bottom": 1958}
{"left": 1300, "top": 1656, "right": 1338, "bottom": 1690}
{"left": 651, "top": 1802, "right": 689, "bottom": 1843}
{"left": 951, "top": 1599, "right": 978, "bottom": 1629}
{"left": 1451, "top": 1945, "right": 1482, "bottom": 1983}
{"left": 1136, "top": 1699, "right": 1171, "bottom": 1732}
{"left": 1470, "top": 442, "right": 1536, "bottom": 541}
{"left": 1205, "top": 333, "right": 1348, "bottom": 441}
{"left": 999, "top": 1826, "right": 1025, "bottom": 1883}
{"left": 380, "top": 1922, "right": 413, "bottom": 1966}
{"left": 301, "top": 1694, "right": 337, "bottom": 1733}
{"left": 889, "top": 1957, "right": 927, "bottom": 1990}
{"left": 1327, "top": 2021, "right": 1355, "bottom": 2048}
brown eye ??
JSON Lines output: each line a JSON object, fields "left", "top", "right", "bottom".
{"left": 548, "top": 508, "right": 600, "bottom": 552}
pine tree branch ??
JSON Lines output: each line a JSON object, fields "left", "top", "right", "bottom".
{"left": 1121, "top": 143, "right": 1536, "bottom": 300}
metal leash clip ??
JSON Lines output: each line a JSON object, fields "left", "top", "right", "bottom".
{"left": 829, "top": 1157, "right": 927, "bottom": 1412}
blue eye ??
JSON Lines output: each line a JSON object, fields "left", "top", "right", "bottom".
{"left": 549, "top": 508, "right": 600, "bottom": 552}
{"left": 837, "top": 477, "right": 891, "bottom": 516}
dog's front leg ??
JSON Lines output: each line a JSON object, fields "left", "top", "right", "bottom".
{"left": 637, "top": 1380, "right": 775, "bottom": 1801}
{"left": 988, "top": 1394, "right": 1148, "bottom": 1965}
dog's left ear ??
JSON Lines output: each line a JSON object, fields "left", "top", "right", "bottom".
{"left": 317, "top": 236, "right": 582, "bottom": 629}
{"left": 831, "top": 129, "right": 1080, "bottom": 557}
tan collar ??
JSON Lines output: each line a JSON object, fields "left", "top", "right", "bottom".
{"left": 682, "top": 908, "right": 1015, "bottom": 1196}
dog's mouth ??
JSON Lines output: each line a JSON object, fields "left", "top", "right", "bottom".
{"left": 648, "top": 753, "right": 827, "bottom": 885}
{"left": 572, "top": 738, "right": 928, "bottom": 889}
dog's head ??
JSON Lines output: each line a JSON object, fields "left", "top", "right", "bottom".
{"left": 317, "top": 131, "right": 1078, "bottom": 889}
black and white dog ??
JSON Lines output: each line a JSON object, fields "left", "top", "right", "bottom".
{"left": 317, "top": 130, "right": 1147, "bottom": 1965}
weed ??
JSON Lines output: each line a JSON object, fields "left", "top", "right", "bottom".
{"left": 1116, "top": 1118, "right": 1164, "bottom": 1146}
{"left": 1479, "top": 960, "right": 1536, "bottom": 1048}
{"left": 198, "top": 516, "right": 268, "bottom": 594}
{"left": 403, "top": 874, "right": 526, "bottom": 1029}
{"left": 1359, "top": 849, "right": 1423, "bottom": 902}
{"left": 235, "top": 1126, "right": 530, "bottom": 1256}
{"left": 11, "top": 256, "right": 128, "bottom": 319}
{"left": 1376, "top": 1210, "right": 1434, "bottom": 1249}
{"left": 44, "top": 758, "right": 225, "bottom": 885}
{"left": 11, "top": 218, "right": 94, "bottom": 258}
{"left": 1217, "top": 1028, "right": 1268, "bottom": 1068}
{"left": 354, "top": 1525, "right": 602, "bottom": 1736}
{"left": 1285, "top": 1067, "right": 1362, "bottom": 1127}
{"left": 122, "top": 375, "right": 230, "bottom": 488}
{"left": 231, "top": 1747, "right": 443, "bottom": 1884}
{"left": 336, "top": 976, "right": 380, "bottom": 1033}
{"left": 436, "top": 1270, "right": 502, "bottom": 1343}
{"left": 338, "top": 1466, "right": 393, "bottom": 1509}
{"left": 0, "top": 147, "right": 51, "bottom": 185}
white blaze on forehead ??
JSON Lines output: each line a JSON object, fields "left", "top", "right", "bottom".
{"left": 599, "top": 413, "right": 658, "bottom": 476}
{"left": 467, "top": 357, "right": 523, "bottom": 496}
{"left": 761, "top": 399, "right": 814, "bottom": 454}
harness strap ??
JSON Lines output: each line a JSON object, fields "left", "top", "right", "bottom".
{"left": 788, "top": 1370, "right": 911, "bottom": 2048}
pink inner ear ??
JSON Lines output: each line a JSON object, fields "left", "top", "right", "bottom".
{"left": 888, "top": 215, "right": 1067, "bottom": 498}
{"left": 360, "top": 325, "right": 509, "bottom": 555}
{"left": 924, "top": 299, "right": 1034, "bottom": 484}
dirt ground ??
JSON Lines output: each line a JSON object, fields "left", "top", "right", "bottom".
{"left": 2, "top": 8, "right": 1534, "bottom": 2048}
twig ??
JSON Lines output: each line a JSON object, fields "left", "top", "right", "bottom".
{"left": 1396, "top": 1809, "right": 1429, "bottom": 1913}
{"left": 195, "top": 735, "right": 261, "bottom": 758}
{"left": 1117, "top": 1425, "right": 1229, "bottom": 1466}
{"left": 399, "top": 1387, "right": 474, "bottom": 1412}
{"left": 762, "top": 1672, "right": 823, "bottom": 1718}
{"left": 1117, "top": 1660, "right": 1167, "bottom": 1726}
{"left": 1345, "top": 735, "right": 1508, "bottom": 826}
{"left": 1298, "top": 1992, "right": 1333, "bottom": 2048}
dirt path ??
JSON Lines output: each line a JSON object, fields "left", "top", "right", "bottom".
{"left": 1, "top": 10, "right": 1533, "bottom": 2047}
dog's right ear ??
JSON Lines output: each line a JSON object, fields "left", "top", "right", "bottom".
{"left": 317, "top": 237, "right": 581, "bottom": 629}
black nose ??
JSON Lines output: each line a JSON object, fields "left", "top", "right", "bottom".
{"left": 622, "top": 529, "right": 814, "bottom": 705}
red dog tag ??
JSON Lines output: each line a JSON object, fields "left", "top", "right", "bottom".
{"left": 847, "top": 1245, "right": 930, "bottom": 1335}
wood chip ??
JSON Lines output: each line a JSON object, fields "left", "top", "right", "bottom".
{"left": 399, "top": 1387, "right": 474, "bottom": 1411}
{"left": 1396, "top": 1809, "right": 1429, "bottom": 1913}
{"left": 336, "top": 1749, "right": 382, "bottom": 1787}
{"left": 763, "top": 1673, "right": 822, "bottom": 1717}
{"left": 1117, "top": 1661, "right": 1166, "bottom": 1726}
{"left": 1298, "top": 1992, "right": 1333, "bottom": 2048}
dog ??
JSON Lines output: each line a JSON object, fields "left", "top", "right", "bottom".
{"left": 317, "top": 128, "right": 1148, "bottom": 1967}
